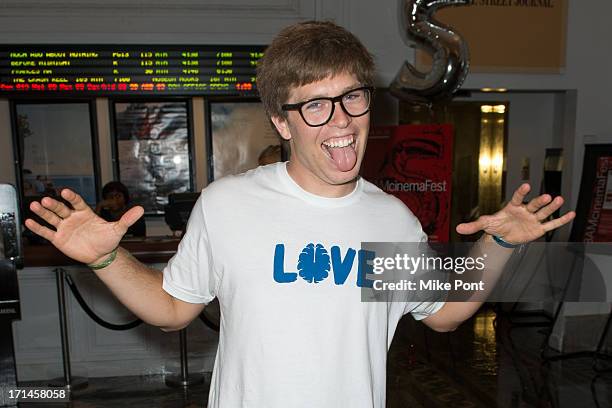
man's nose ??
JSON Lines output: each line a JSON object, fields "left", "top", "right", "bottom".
{"left": 327, "top": 101, "right": 351, "bottom": 128}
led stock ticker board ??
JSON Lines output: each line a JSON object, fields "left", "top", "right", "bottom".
{"left": 0, "top": 45, "right": 264, "bottom": 96}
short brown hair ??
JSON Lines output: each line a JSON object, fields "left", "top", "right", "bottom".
{"left": 257, "top": 20, "right": 375, "bottom": 120}
{"left": 102, "top": 181, "right": 130, "bottom": 204}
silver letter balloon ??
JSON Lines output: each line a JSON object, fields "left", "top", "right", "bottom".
{"left": 390, "top": 0, "right": 470, "bottom": 103}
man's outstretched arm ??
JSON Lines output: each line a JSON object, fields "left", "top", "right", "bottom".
{"left": 26, "top": 188, "right": 203, "bottom": 331}
{"left": 91, "top": 247, "right": 204, "bottom": 331}
{"left": 422, "top": 183, "right": 575, "bottom": 332}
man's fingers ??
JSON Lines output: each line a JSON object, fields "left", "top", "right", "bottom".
{"left": 542, "top": 211, "right": 576, "bottom": 232}
{"left": 116, "top": 206, "right": 145, "bottom": 232}
{"left": 510, "top": 183, "right": 531, "bottom": 206}
{"left": 456, "top": 215, "right": 490, "bottom": 235}
{"left": 525, "top": 194, "right": 552, "bottom": 213}
{"left": 535, "top": 196, "right": 564, "bottom": 221}
{"left": 30, "top": 201, "right": 62, "bottom": 227}
{"left": 24, "top": 218, "right": 56, "bottom": 241}
{"left": 60, "top": 188, "right": 90, "bottom": 212}
{"left": 41, "top": 196, "right": 72, "bottom": 219}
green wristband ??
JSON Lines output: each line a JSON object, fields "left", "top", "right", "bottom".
{"left": 88, "top": 248, "right": 118, "bottom": 270}
{"left": 492, "top": 235, "right": 519, "bottom": 249}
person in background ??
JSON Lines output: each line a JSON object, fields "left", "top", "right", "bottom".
{"left": 257, "top": 144, "right": 282, "bottom": 166}
{"left": 95, "top": 181, "right": 146, "bottom": 238}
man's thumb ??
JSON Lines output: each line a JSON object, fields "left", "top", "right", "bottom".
{"left": 455, "top": 216, "right": 489, "bottom": 235}
{"left": 119, "top": 206, "right": 145, "bottom": 229}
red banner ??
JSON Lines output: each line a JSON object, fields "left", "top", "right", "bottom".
{"left": 583, "top": 156, "right": 612, "bottom": 242}
{"left": 363, "top": 124, "right": 453, "bottom": 242}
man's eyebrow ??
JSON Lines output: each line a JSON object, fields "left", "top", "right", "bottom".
{"left": 339, "top": 83, "right": 362, "bottom": 93}
{"left": 300, "top": 83, "right": 362, "bottom": 101}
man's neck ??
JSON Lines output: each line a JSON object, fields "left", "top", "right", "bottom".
{"left": 286, "top": 161, "right": 357, "bottom": 198}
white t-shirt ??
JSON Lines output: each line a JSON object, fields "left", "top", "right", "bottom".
{"left": 162, "top": 162, "right": 443, "bottom": 408}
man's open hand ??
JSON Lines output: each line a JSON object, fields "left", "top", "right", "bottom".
{"left": 455, "top": 183, "right": 576, "bottom": 244}
{"left": 25, "top": 188, "right": 144, "bottom": 264}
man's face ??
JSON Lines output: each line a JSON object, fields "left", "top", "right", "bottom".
{"left": 271, "top": 72, "right": 370, "bottom": 193}
{"left": 105, "top": 191, "right": 126, "bottom": 211}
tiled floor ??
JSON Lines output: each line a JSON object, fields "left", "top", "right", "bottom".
{"left": 387, "top": 308, "right": 612, "bottom": 408}
{"left": 19, "top": 308, "right": 612, "bottom": 407}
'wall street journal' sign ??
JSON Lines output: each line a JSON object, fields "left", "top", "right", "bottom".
{"left": 417, "top": 0, "right": 567, "bottom": 73}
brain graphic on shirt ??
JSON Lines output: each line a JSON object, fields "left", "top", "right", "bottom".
{"left": 297, "top": 243, "right": 330, "bottom": 284}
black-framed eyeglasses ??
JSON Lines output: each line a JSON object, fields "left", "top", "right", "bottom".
{"left": 281, "top": 86, "right": 373, "bottom": 127}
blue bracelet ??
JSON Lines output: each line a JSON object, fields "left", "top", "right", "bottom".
{"left": 492, "top": 235, "right": 519, "bottom": 249}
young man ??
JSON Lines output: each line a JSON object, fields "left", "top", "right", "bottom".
{"left": 26, "top": 21, "right": 574, "bottom": 408}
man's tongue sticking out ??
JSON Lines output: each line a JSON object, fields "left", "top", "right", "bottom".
{"left": 327, "top": 145, "right": 357, "bottom": 172}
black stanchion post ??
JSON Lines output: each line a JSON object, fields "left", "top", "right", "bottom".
{"left": 48, "top": 267, "right": 87, "bottom": 391}
{"left": 165, "top": 328, "right": 204, "bottom": 388}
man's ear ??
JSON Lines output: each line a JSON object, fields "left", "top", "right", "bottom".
{"left": 270, "top": 115, "right": 292, "bottom": 141}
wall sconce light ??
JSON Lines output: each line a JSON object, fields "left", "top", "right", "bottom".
{"left": 479, "top": 153, "right": 503, "bottom": 175}
{"left": 480, "top": 88, "right": 508, "bottom": 93}
{"left": 480, "top": 104, "right": 506, "bottom": 114}
{"left": 491, "top": 153, "right": 503, "bottom": 174}
{"left": 479, "top": 104, "right": 505, "bottom": 176}
{"left": 479, "top": 153, "right": 491, "bottom": 174}
{"left": 479, "top": 104, "right": 506, "bottom": 214}
{"left": 493, "top": 104, "right": 506, "bottom": 114}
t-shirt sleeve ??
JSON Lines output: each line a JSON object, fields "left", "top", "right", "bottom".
{"left": 162, "top": 195, "right": 218, "bottom": 304}
{"left": 407, "top": 298, "right": 445, "bottom": 320}
{"left": 403, "top": 217, "right": 446, "bottom": 320}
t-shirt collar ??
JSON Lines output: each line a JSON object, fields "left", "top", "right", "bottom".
{"left": 277, "top": 161, "right": 363, "bottom": 208}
